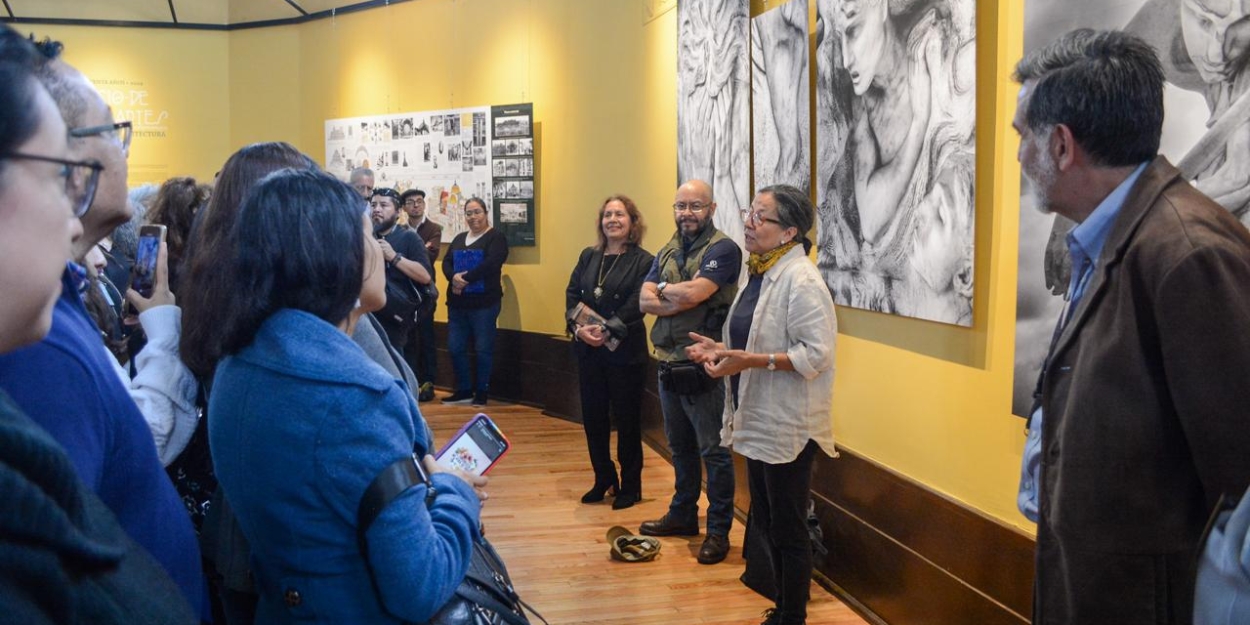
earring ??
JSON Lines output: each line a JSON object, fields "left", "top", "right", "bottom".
{"left": 354, "top": 298, "right": 362, "bottom": 309}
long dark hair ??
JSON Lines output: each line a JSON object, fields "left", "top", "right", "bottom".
{"left": 211, "top": 169, "right": 366, "bottom": 360}
{"left": 180, "top": 142, "right": 318, "bottom": 377}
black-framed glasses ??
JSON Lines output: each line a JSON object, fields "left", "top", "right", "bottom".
{"left": 1, "top": 152, "right": 104, "bottom": 217}
{"left": 69, "top": 121, "right": 133, "bottom": 153}
{"left": 740, "top": 209, "right": 782, "bottom": 227}
{"left": 673, "top": 201, "right": 709, "bottom": 214}
{"left": 403, "top": 197, "right": 425, "bottom": 207}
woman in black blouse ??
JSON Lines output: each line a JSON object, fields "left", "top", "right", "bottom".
{"left": 565, "top": 195, "right": 653, "bottom": 509}
{"left": 441, "top": 197, "right": 509, "bottom": 407}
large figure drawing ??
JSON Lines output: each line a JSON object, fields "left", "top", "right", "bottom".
{"left": 678, "top": 0, "right": 750, "bottom": 247}
{"left": 814, "top": 0, "right": 977, "bottom": 326}
{"left": 752, "top": 0, "right": 811, "bottom": 193}
{"left": 1011, "top": 0, "right": 1250, "bottom": 415}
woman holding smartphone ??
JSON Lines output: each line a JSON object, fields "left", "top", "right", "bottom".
{"left": 564, "top": 195, "right": 653, "bottom": 509}
{"left": 205, "top": 170, "right": 485, "bottom": 624}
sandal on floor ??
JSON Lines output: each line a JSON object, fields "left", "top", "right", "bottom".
{"left": 607, "top": 525, "right": 661, "bottom": 563}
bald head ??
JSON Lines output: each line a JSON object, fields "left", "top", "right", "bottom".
{"left": 673, "top": 179, "right": 716, "bottom": 237}
{"left": 678, "top": 179, "right": 714, "bottom": 204}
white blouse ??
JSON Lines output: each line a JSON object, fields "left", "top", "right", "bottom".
{"left": 110, "top": 305, "right": 199, "bottom": 466}
{"left": 719, "top": 246, "right": 838, "bottom": 465}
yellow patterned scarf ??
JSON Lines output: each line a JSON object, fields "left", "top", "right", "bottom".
{"left": 747, "top": 241, "right": 799, "bottom": 276}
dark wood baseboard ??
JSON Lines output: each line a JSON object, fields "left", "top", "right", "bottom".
{"left": 427, "top": 322, "right": 1035, "bottom": 624}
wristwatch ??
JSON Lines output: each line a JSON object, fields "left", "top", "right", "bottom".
{"left": 766, "top": 354, "right": 777, "bottom": 371}
{"left": 389, "top": 253, "right": 404, "bottom": 268}
{"left": 656, "top": 281, "right": 669, "bottom": 300}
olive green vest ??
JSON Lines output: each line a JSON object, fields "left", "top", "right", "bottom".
{"left": 650, "top": 226, "right": 739, "bottom": 362}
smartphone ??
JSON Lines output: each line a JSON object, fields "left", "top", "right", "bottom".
{"left": 435, "top": 413, "right": 510, "bottom": 476}
{"left": 130, "top": 224, "right": 166, "bottom": 298}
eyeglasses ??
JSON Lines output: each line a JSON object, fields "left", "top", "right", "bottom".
{"left": 1, "top": 152, "right": 104, "bottom": 217}
{"left": 69, "top": 121, "right": 133, "bottom": 154}
{"left": 673, "top": 201, "right": 709, "bottom": 214}
{"left": 464, "top": 209, "right": 486, "bottom": 216}
{"left": 740, "top": 209, "right": 783, "bottom": 227}
{"left": 403, "top": 197, "right": 425, "bottom": 207}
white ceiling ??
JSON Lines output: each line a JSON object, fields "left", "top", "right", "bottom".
{"left": 2, "top": 0, "right": 405, "bottom": 28}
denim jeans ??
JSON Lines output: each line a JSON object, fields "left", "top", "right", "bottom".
{"left": 658, "top": 372, "right": 734, "bottom": 537}
{"left": 447, "top": 304, "right": 500, "bottom": 393}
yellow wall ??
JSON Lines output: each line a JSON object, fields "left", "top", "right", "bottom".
{"left": 25, "top": 0, "right": 1035, "bottom": 532}
{"left": 26, "top": 24, "right": 232, "bottom": 185}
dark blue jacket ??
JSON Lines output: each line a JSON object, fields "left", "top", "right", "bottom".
{"left": 209, "top": 309, "right": 480, "bottom": 624}
{"left": 0, "top": 268, "right": 206, "bottom": 618}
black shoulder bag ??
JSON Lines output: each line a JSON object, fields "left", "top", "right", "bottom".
{"left": 380, "top": 268, "right": 424, "bottom": 329}
{"left": 357, "top": 454, "right": 546, "bottom": 625}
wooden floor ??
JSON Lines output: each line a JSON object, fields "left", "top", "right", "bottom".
{"left": 422, "top": 396, "right": 868, "bottom": 625}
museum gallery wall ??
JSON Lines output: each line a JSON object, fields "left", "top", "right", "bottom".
{"left": 1010, "top": 0, "right": 1248, "bottom": 415}
{"left": 679, "top": 0, "right": 977, "bottom": 327}
{"left": 677, "top": 0, "right": 751, "bottom": 249}
{"left": 326, "top": 107, "right": 493, "bottom": 242}
{"left": 752, "top": 0, "right": 812, "bottom": 194}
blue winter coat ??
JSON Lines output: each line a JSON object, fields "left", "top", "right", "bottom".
{"left": 209, "top": 309, "right": 480, "bottom": 624}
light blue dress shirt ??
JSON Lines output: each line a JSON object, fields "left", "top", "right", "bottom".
{"left": 1018, "top": 162, "right": 1149, "bottom": 522}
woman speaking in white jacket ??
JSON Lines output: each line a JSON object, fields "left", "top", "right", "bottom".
{"left": 687, "top": 184, "right": 837, "bottom": 625}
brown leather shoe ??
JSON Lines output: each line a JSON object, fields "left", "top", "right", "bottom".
{"left": 697, "top": 534, "right": 729, "bottom": 564}
{"left": 638, "top": 514, "right": 699, "bottom": 537}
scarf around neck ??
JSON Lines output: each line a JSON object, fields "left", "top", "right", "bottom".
{"left": 747, "top": 241, "right": 799, "bottom": 276}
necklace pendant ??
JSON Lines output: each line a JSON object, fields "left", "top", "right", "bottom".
{"left": 593, "top": 286, "right": 604, "bottom": 299}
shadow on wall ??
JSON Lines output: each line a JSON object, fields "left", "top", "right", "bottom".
{"left": 499, "top": 275, "right": 521, "bottom": 330}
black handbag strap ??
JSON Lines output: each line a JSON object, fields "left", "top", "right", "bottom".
{"left": 356, "top": 455, "right": 545, "bottom": 625}
{"left": 358, "top": 453, "right": 432, "bottom": 536}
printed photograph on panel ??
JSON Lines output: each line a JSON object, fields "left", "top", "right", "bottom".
{"left": 1011, "top": 0, "right": 1249, "bottom": 414}
{"left": 751, "top": 0, "right": 811, "bottom": 192}
{"left": 494, "top": 115, "right": 531, "bottom": 138}
{"left": 814, "top": 0, "right": 977, "bottom": 326}
{"left": 500, "top": 202, "right": 528, "bottom": 223}
{"left": 678, "top": 0, "right": 750, "bottom": 248}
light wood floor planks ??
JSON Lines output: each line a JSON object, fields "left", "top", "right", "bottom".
{"left": 422, "top": 396, "right": 867, "bottom": 625}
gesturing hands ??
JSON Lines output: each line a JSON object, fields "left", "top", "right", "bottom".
{"left": 686, "top": 331, "right": 758, "bottom": 378}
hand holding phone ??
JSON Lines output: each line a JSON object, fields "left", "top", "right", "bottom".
{"left": 435, "top": 413, "right": 510, "bottom": 476}
{"left": 130, "top": 225, "right": 166, "bottom": 298}
{"left": 423, "top": 455, "right": 489, "bottom": 502}
{"left": 126, "top": 225, "right": 175, "bottom": 317}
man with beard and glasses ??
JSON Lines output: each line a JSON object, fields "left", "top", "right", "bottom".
{"left": 1013, "top": 29, "right": 1250, "bottom": 625}
{"left": 638, "top": 179, "right": 742, "bottom": 566}
{"left": 371, "top": 187, "right": 432, "bottom": 349}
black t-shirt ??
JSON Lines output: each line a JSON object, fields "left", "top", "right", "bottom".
{"left": 382, "top": 226, "right": 433, "bottom": 280}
